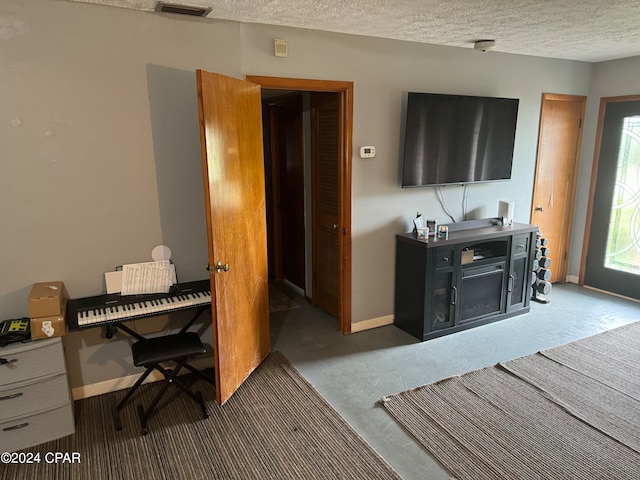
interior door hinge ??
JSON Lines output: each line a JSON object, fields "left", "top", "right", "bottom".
{"left": 564, "top": 251, "right": 567, "bottom": 261}
{"left": 578, "top": 118, "right": 583, "bottom": 129}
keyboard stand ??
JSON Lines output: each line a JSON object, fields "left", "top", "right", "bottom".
{"left": 104, "top": 304, "right": 210, "bottom": 340}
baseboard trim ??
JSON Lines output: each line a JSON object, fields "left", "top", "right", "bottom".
{"left": 582, "top": 285, "right": 640, "bottom": 304}
{"left": 351, "top": 315, "right": 394, "bottom": 333}
{"left": 566, "top": 275, "right": 579, "bottom": 284}
{"left": 282, "top": 279, "right": 305, "bottom": 297}
{"left": 71, "top": 357, "right": 213, "bottom": 401}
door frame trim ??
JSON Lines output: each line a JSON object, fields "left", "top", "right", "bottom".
{"left": 579, "top": 94, "right": 640, "bottom": 284}
{"left": 267, "top": 103, "right": 284, "bottom": 282}
{"left": 246, "top": 75, "right": 354, "bottom": 334}
{"left": 530, "top": 93, "right": 586, "bottom": 283}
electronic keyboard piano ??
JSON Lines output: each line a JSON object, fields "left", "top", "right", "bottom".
{"left": 66, "top": 279, "right": 211, "bottom": 331}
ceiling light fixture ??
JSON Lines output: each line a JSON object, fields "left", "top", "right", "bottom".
{"left": 473, "top": 40, "right": 496, "bottom": 52}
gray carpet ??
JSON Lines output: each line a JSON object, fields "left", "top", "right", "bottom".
{"left": 380, "top": 321, "right": 640, "bottom": 480}
{"left": 2, "top": 351, "right": 399, "bottom": 480}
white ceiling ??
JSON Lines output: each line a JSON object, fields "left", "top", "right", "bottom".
{"left": 67, "top": 0, "right": 640, "bottom": 62}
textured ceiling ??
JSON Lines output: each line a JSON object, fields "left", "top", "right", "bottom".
{"left": 67, "top": 0, "right": 640, "bottom": 62}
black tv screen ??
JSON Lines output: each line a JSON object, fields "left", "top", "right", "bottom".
{"left": 401, "top": 92, "right": 519, "bottom": 187}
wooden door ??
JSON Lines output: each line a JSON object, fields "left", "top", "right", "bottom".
{"left": 311, "top": 92, "right": 342, "bottom": 317}
{"left": 196, "top": 70, "right": 270, "bottom": 405}
{"left": 530, "top": 93, "right": 586, "bottom": 283}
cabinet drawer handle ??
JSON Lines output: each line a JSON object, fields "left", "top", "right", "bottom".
{"left": 508, "top": 274, "right": 514, "bottom": 292}
{"left": 0, "top": 392, "right": 23, "bottom": 401}
{"left": 3, "top": 422, "right": 29, "bottom": 432}
{"left": 442, "top": 256, "right": 449, "bottom": 262}
{"left": 0, "top": 357, "right": 18, "bottom": 365}
{"left": 451, "top": 286, "right": 457, "bottom": 305}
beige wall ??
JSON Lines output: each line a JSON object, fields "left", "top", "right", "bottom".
{"left": 1, "top": 0, "right": 598, "bottom": 389}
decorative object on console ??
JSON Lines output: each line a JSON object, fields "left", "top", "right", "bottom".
{"left": 416, "top": 227, "right": 429, "bottom": 240}
{"left": 426, "top": 219, "right": 438, "bottom": 235}
{"left": 412, "top": 212, "right": 424, "bottom": 237}
{"left": 413, "top": 215, "right": 437, "bottom": 239}
{"left": 498, "top": 200, "right": 515, "bottom": 226}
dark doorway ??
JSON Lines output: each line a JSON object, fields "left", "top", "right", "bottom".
{"left": 263, "top": 92, "right": 306, "bottom": 291}
{"left": 251, "top": 76, "right": 353, "bottom": 333}
{"left": 262, "top": 90, "right": 342, "bottom": 315}
{"left": 582, "top": 96, "right": 640, "bottom": 300}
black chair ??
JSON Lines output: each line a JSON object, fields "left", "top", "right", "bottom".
{"left": 112, "top": 332, "right": 210, "bottom": 434}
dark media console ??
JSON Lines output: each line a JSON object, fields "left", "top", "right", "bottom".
{"left": 394, "top": 219, "right": 538, "bottom": 341}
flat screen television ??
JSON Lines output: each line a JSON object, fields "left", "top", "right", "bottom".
{"left": 401, "top": 92, "right": 519, "bottom": 187}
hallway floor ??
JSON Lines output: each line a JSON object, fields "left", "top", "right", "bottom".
{"left": 270, "top": 284, "right": 640, "bottom": 479}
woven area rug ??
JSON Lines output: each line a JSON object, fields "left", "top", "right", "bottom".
{"left": 380, "top": 322, "right": 640, "bottom": 480}
{"left": 269, "top": 286, "right": 300, "bottom": 312}
{"left": 3, "top": 352, "right": 399, "bottom": 480}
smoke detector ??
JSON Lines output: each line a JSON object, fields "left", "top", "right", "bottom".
{"left": 474, "top": 40, "right": 496, "bottom": 52}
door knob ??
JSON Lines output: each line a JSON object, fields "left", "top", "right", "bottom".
{"left": 215, "top": 261, "right": 230, "bottom": 273}
{"left": 333, "top": 224, "right": 339, "bottom": 229}
{"left": 535, "top": 206, "right": 544, "bottom": 212}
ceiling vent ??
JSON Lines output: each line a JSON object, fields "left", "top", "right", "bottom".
{"left": 155, "top": 2, "right": 211, "bottom": 17}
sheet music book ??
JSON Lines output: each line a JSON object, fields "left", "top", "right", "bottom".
{"left": 120, "top": 260, "right": 176, "bottom": 295}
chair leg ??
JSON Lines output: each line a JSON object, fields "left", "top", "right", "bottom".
{"left": 196, "top": 391, "right": 208, "bottom": 419}
{"left": 170, "top": 375, "right": 208, "bottom": 409}
{"left": 135, "top": 357, "right": 208, "bottom": 434}
{"left": 182, "top": 363, "right": 215, "bottom": 385}
{"left": 137, "top": 371, "right": 176, "bottom": 435}
{"left": 137, "top": 404, "right": 149, "bottom": 435}
{"left": 136, "top": 394, "right": 207, "bottom": 435}
{"left": 168, "top": 375, "right": 208, "bottom": 420}
{"left": 149, "top": 362, "right": 209, "bottom": 416}
{"left": 112, "top": 367, "right": 155, "bottom": 431}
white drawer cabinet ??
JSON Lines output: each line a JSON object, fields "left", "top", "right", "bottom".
{"left": 0, "top": 338, "right": 75, "bottom": 452}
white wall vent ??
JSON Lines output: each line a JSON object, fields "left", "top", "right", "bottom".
{"left": 274, "top": 38, "right": 288, "bottom": 57}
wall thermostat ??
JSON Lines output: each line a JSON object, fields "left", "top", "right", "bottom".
{"left": 359, "top": 146, "right": 376, "bottom": 158}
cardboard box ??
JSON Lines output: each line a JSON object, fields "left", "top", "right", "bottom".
{"left": 461, "top": 249, "right": 474, "bottom": 265}
{"left": 28, "top": 281, "right": 68, "bottom": 318}
{"left": 30, "top": 299, "right": 67, "bottom": 340}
